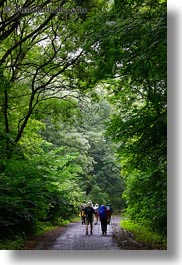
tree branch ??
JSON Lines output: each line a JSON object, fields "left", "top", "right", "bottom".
{"left": 0, "top": 0, "right": 67, "bottom": 66}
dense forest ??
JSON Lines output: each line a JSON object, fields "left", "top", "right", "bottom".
{"left": 0, "top": 0, "right": 166, "bottom": 245}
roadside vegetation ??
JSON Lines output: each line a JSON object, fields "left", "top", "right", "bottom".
{"left": 121, "top": 219, "right": 167, "bottom": 250}
{"left": 0, "top": 0, "right": 166, "bottom": 249}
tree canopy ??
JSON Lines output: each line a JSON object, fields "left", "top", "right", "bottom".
{"left": 0, "top": 0, "right": 167, "bottom": 242}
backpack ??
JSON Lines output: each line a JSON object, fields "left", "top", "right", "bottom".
{"left": 106, "top": 206, "right": 112, "bottom": 216}
{"left": 99, "top": 206, "right": 107, "bottom": 219}
{"left": 81, "top": 210, "right": 86, "bottom": 217}
{"left": 85, "top": 206, "right": 94, "bottom": 219}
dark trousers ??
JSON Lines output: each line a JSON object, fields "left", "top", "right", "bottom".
{"left": 81, "top": 215, "right": 86, "bottom": 224}
{"left": 100, "top": 218, "right": 107, "bottom": 234}
{"left": 86, "top": 218, "right": 93, "bottom": 234}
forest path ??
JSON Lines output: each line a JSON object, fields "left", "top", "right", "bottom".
{"left": 24, "top": 216, "right": 152, "bottom": 250}
{"left": 49, "top": 216, "right": 121, "bottom": 250}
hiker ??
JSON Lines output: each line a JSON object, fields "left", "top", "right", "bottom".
{"left": 93, "top": 203, "right": 99, "bottom": 225}
{"left": 99, "top": 205, "right": 108, "bottom": 235}
{"left": 80, "top": 201, "right": 86, "bottom": 225}
{"left": 84, "top": 201, "right": 96, "bottom": 235}
{"left": 106, "top": 203, "right": 113, "bottom": 224}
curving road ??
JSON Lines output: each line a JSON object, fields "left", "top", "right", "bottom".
{"left": 50, "top": 216, "right": 121, "bottom": 250}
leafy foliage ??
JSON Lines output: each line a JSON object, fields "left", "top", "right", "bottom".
{"left": 103, "top": 0, "right": 167, "bottom": 234}
{"left": 0, "top": 0, "right": 167, "bottom": 246}
{"left": 0, "top": 142, "right": 83, "bottom": 237}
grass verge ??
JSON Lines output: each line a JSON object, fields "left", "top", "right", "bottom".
{"left": 120, "top": 219, "right": 167, "bottom": 250}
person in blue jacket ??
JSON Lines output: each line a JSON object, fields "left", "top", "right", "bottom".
{"left": 99, "top": 205, "right": 108, "bottom": 235}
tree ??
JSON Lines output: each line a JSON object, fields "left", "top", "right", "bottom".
{"left": 80, "top": 0, "right": 167, "bottom": 233}
{"left": 0, "top": 0, "right": 101, "bottom": 156}
{"left": 39, "top": 95, "right": 124, "bottom": 209}
{"left": 106, "top": 0, "right": 167, "bottom": 234}
{"left": 0, "top": 0, "right": 167, "bottom": 242}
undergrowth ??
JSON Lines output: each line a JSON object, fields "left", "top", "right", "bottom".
{"left": 0, "top": 217, "right": 76, "bottom": 250}
{"left": 120, "top": 219, "right": 167, "bottom": 250}
{"left": 0, "top": 236, "right": 25, "bottom": 250}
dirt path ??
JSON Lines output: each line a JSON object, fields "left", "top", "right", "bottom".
{"left": 23, "top": 216, "right": 152, "bottom": 250}
{"left": 49, "top": 216, "right": 120, "bottom": 250}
